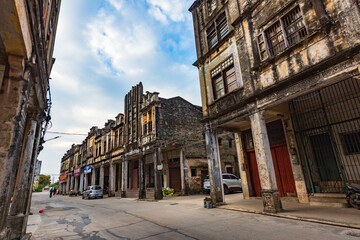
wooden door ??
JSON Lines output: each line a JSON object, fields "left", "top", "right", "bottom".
{"left": 271, "top": 143, "right": 297, "bottom": 197}
{"left": 247, "top": 150, "right": 262, "bottom": 197}
{"left": 131, "top": 168, "right": 138, "bottom": 189}
{"left": 169, "top": 167, "right": 181, "bottom": 192}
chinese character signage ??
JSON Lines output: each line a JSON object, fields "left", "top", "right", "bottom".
{"left": 74, "top": 167, "right": 81, "bottom": 177}
{"left": 59, "top": 173, "right": 67, "bottom": 183}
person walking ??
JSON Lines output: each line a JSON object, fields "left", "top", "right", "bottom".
{"left": 53, "top": 187, "right": 57, "bottom": 196}
{"left": 49, "top": 187, "right": 53, "bottom": 198}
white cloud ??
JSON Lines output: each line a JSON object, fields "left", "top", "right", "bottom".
{"left": 107, "top": 0, "right": 124, "bottom": 11}
{"left": 146, "top": 0, "right": 192, "bottom": 23}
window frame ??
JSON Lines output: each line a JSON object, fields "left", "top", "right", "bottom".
{"left": 211, "top": 56, "right": 238, "bottom": 100}
{"left": 206, "top": 12, "right": 229, "bottom": 50}
{"left": 256, "top": 5, "right": 307, "bottom": 60}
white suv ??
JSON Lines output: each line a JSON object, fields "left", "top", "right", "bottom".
{"left": 203, "top": 173, "right": 242, "bottom": 194}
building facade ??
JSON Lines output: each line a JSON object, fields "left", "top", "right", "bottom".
{"left": 189, "top": 0, "right": 360, "bottom": 212}
{"left": 59, "top": 83, "right": 238, "bottom": 201}
{"left": 0, "top": 0, "right": 61, "bottom": 238}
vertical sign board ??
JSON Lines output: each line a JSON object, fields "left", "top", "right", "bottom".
{"left": 74, "top": 167, "right": 81, "bottom": 177}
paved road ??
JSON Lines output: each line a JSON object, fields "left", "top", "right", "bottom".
{"left": 28, "top": 192, "right": 360, "bottom": 240}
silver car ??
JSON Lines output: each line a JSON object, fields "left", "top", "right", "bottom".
{"left": 82, "top": 185, "right": 103, "bottom": 199}
{"left": 203, "top": 173, "right": 242, "bottom": 194}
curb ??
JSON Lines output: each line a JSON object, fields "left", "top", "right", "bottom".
{"left": 219, "top": 206, "right": 360, "bottom": 230}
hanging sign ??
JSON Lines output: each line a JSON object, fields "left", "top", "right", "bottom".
{"left": 84, "top": 165, "right": 92, "bottom": 174}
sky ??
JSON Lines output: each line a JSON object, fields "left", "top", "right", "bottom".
{"left": 39, "top": 0, "right": 200, "bottom": 176}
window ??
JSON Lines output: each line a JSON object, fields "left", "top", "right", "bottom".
{"left": 211, "top": 56, "right": 238, "bottom": 99}
{"left": 114, "top": 131, "right": 118, "bottom": 148}
{"left": 229, "top": 140, "right": 232, "bottom": 148}
{"left": 208, "top": 0, "right": 216, "bottom": 15}
{"left": 191, "top": 168, "right": 197, "bottom": 177}
{"left": 341, "top": 131, "right": 360, "bottom": 155}
{"left": 206, "top": 12, "right": 229, "bottom": 50}
{"left": 257, "top": 6, "right": 307, "bottom": 60}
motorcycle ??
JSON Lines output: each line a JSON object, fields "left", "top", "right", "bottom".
{"left": 346, "top": 183, "right": 360, "bottom": 209}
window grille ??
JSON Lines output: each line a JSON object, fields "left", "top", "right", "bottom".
{"left": 283, "top": 6, "right": 307, "bottom": 46}
{"left": 258, "top": 5, "right": 307, "bottom": 59}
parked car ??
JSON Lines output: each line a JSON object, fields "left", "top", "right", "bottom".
{"left": 203, "top": 173, "right": 242, "bottom": 194}
{"left": 82, "top": 185, "right": 103, "bottom": 199}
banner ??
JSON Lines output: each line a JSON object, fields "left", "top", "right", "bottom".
{"left": 59, "top": 173, "right": 67, "bottom": 183}
{"left": 74, "top": 167, "right": 81, "bottom": 177}
{"left": 84, "top": 165, "right": 91, "bottom": 174}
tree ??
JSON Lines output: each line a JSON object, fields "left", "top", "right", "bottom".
{"left": 39, "top": 174, "right": 51, "bottom": 186}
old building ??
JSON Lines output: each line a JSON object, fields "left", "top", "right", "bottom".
{"left": 0, "top": 0, "right": 61, "bottom": 238}
{"left": 189, "top": 0, "right": 360, "bottom": 212}
{"left": 59, "top": 83, "right": 239, "bottom": 201}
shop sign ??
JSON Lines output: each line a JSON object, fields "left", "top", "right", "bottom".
{"left": 74, "top": 167, "right": 81, "bottom": 177}
{"left": 59, "top": 173, "right": 67, "bottom": 183}
{"left": 84, "top": 165, "right": 92, "bottom": 174}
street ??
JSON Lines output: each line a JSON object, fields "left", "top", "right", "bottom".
{"left": 27, "top": 192, "right": 360, "bottom": 240}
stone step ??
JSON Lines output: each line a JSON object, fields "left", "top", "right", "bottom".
{"left": 313, "top": 193, "right": 346, "bottom": 199}
{"left": 310, "top": 195, "right": 348, "bottom": 208}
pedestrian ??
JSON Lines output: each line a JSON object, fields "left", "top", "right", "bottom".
{"left": 54, "top": 187, "right": 57, "bottom": 196}
{"left": 49, "top": 187, "right": 53, "bottom": 198}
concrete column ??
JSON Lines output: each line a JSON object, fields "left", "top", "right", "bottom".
{"left": 66, "top": 174, "right": 70, "bottom": 194}
{"left": 249, "top": 111, "right": 282, "bottom": 213}
{"left": 121, "top": 159, "right": 128, "bottom": 198}
{"left": 180, "top": 148, "right": 189, "bottom": 195}
{"left": 74, "top": 177, "right": 79, "bottom": 193}
{"left": 138, "top": 151, "right": 146, "bottom": 199}
{"left": 7, "top": 119, "right": 38, "bottom": 239}
{"left": 0, "top": 57, "right": 29, "bottom": 239}
{"left": 84, "top": 173, "right": 88, "bottom": 190}
{"left": 205, "top": 126, "right": 224, "bottom": 205}
{"left": 282, "top": 117, "right": 309, "bottom": 203}
{"left": 234, "top": 132, "right": 252, "bottom": 199}
{"left": 100, "top": 165, "right": 104, "bottom": 189}
{"left": 153, "top": 148, "right": 163, "bottom": 200}
{"left": 79, "top": 171, "right": 84, "bottom": 194}
{"left": 109, "top": 161, "right": 115, "bottom": 197}
{"left": 117, "top": 163, "right": 122, "bottom": 193}
{"left": 70, "top": 175, "right": 74, "bottom": 191}
{"left": 91, "top": 167, "right": 96, "bottom": 186}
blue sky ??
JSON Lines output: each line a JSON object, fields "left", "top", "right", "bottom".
{"left": 39, "top": 0, "right": 200, "bottom": 176}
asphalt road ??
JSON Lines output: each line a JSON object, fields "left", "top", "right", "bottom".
{"left": 27, "top": 192, "right": 360, "bottom": 240}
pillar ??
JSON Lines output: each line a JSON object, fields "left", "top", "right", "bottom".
{"left": 70, "top": 174, "right": 74, "bottom": 191}
{"left": 0, "top": 56, "right": 29, "bottom": 239}
{"left": 84, "top": 172, "right": 88, "bottom": 190}
{"left": 153, "top": 148, "right": 163, "bottom": 200}
{"left": 7, "top": 119, "right": 38, "bottom": 239}
{"left": 249, "top": 111, "right": 282, "bottom": 213}
{"left": 91, "top": 167, "right": 96, "bottom": 186}
{"left": 205, "top": 126, "right": 224, "bottom": 205}
{"left": 100, "top": 165, "right": 104, "bottom": 189}
{"left": 180, "top": 148, "right": 189, "bottom": 195}
{"left": 74, "top": 176, "right": 79, "bottom": 193}
{"left": 121, "top": 159, "right": 128, "bottom": 198}
{"left": 234, "top": 132, "right": 252, "bottom": 199}
{"left": 282, "top": 117, "right": 309, "bottom": 203}
{"left": 79, "top": 170, "right": 84, "bottom": 194}
{"left": 109, "top": 161, "right": 115, "bottom": 197}
{"left": 138, "top": 151, "right": 146, "bottom": 199}
{"left": 66, "top": 174, "right": 70, "bottom": 194}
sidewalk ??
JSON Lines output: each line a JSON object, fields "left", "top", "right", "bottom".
{"left": 218, "top": 194, "right": 360, "bottom": 229}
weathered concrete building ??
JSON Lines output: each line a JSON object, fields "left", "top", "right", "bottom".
{"left": 0, "top": 0, "right": 61, "bottom": 238}
{"left": 59, "top": 83, "right": 239, "bottom": 201}
{"left": 189, "top": 0, "right": 360, "bottom": 212}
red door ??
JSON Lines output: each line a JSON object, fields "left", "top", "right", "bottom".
{"left": 247, "top": 150, "right": 262, "bottom": 197}
{"left": 271, "top": 143, "right": 297, "bottom": 197}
